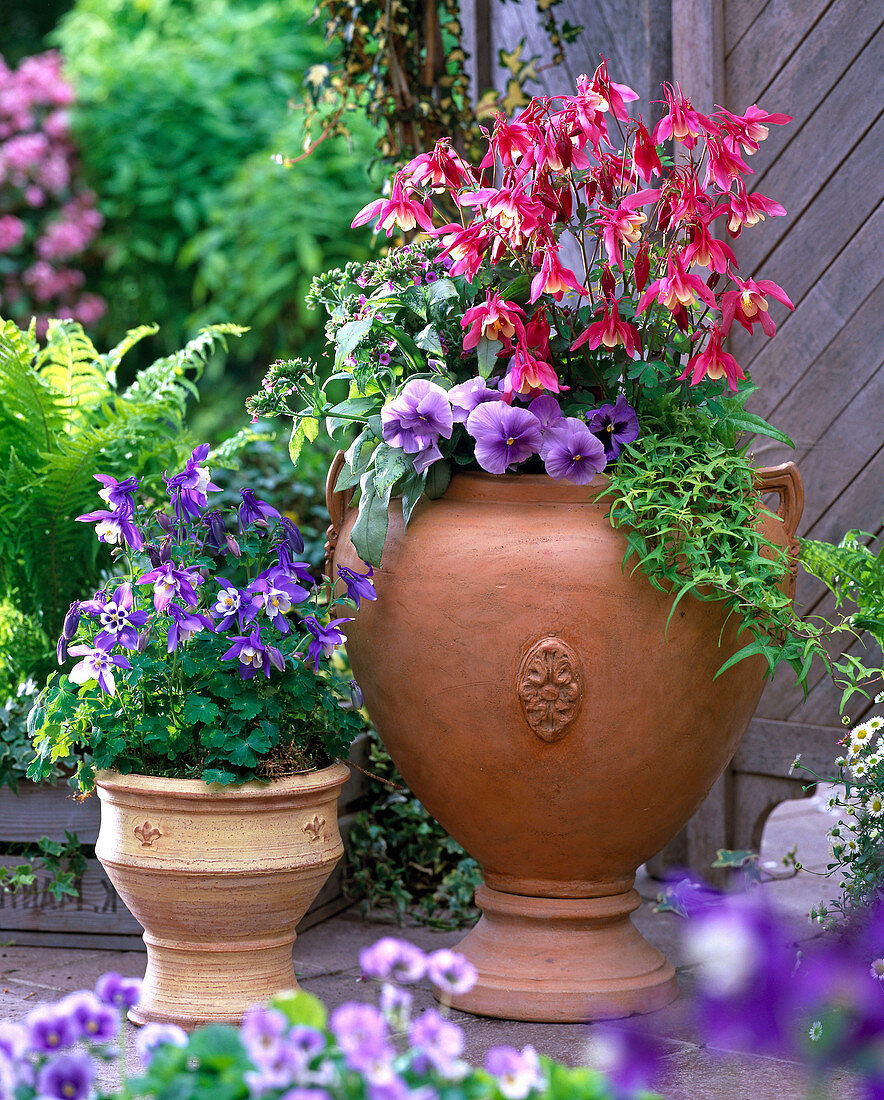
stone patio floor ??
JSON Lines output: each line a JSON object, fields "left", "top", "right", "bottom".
{"left": 0, "top": 790, "right": 858, "bottom": 1099}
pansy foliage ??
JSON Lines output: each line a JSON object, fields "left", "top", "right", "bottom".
{"left": 27, "top": 449, "right": 372, "bottom": 789}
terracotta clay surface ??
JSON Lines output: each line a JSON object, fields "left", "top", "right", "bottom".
{"left": 329, "top": 462, "right": 802, "bottom": 1022}
{"left": 94, "top": 763, "right": 349, "bottom": 1029}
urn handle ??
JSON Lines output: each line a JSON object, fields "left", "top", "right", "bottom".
{"left": 325, "top": 451, "right": 354, "bottom": 578}
{"left": 755, "top": 461, "right": 804, "bottom": 590}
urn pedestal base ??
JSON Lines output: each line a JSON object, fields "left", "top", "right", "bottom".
{"left": 442, "top": 885, "right": 678, "bottom": 1023}
{"left": 128, "top": 932, "right": 302, "bottom": 1029}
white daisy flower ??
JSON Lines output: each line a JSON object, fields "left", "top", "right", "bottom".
{"left": 808, "top": 1020, "right": 823, "bottom": 1041}
{"left": 865, "top": 793, "right": 884, "bottom": 817}
{"left": 870, "top": 958, "right": 884, "bottom": 981}
{"left": 869, "top": 715, "right": 884, "bottom": 731}
{"left": 852, "top": 761, "right": 869, "bottom": 779}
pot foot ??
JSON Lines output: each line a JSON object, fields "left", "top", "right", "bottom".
{"left": 128, "top": 933, "right": 300, "bottom": 1030}
{"left": 443, "top": 885, "right": 678, "bottom": 1023}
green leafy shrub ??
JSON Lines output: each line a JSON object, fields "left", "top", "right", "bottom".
{"left": 0, "top": 600, "right": 49, "bottom": 701}
{"left": 345, "top": 729, "right": 481, "bottom": 928}
{"left": 54, "top": 0, "right": 379, "bottom": 368}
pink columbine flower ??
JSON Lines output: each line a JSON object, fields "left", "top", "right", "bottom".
{"left": 433, "top": 220, "right": 489, "bottom": 280}
{"left": 714, "top": 104, "right": 792, "bottom": 155}
{"left": 587, "top": 59, "right": 640, "bottom": 122}
{"left": 529, "top": 244, "right": 588, "bottom": 303}
{"left": 720, "top": 275, "right": 794, "bottom": 337}
{"left": 351, "top": 174, "right": 435, "bottom": 237}
{"left": 636, "top": 252, "right": 718, "bottom": 315}
{"left": 632, "top": 121, "right": 662, "bottom": 181}
{"left": 401, "top": 137, "right": 475, "bottom": 191}
{"left": 572, "top": 299, "right": 642, "bottom": 357}
{"left": 460, "top": 187, "right": 545, "bottom": 249}
{"left": 652, "top": 82, "right": 708, "bottom": 148}
{"left": 480, "top": 110, "right": 536, "bottom": 169}
{"left": 461, "top": 290, "right": 525, "bottom": 350}
{"left": 703, "top": 134, "right": 752, "bottom": 191}
{"left": 595, "top": 189, "right": 658, "bottom": 270}
{"left": 504, "top": 344, "right": 564, "bottom": 396}
{"left": 678, "top": 325, "right": 745, "bottom": 391}
{"left": 682, "top": 219, "right": 736, "bottom": 274}
{"left": 725, "top": 185, "right": 787, "bottom": 235}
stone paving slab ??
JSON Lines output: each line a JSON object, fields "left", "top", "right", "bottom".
{"left": 0, "top": 789, "right": 848, "bottom": 1097}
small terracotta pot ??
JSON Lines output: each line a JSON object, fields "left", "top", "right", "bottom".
{"left": 328, "top": 460, "right": 803, "bottom": 1022}
{"left": 94, "top": 763, "right": 349, "bottom": 1029}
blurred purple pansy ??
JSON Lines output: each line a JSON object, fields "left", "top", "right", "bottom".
{"left": 485, "top": 1045, "right": 545, "bottom": 1099}
{"left": 35, "top": 1051, "right": 95, "bottom": 1100}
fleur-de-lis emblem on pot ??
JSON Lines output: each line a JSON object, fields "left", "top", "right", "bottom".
{"left": 303, "top": 815, "right": 325, "bottom": 841}
{"left": 133, "top": 821, "right": 162, "bottom": 847}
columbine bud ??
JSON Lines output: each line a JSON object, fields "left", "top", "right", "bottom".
{"left": 706, "top": 272, "right": 721, "bottom": 291}
{"left": 56, "top": 636, "right": 68, "bottom": 665}
{"left": 633, "top": 243, "right": 650, "bottom": 293}
{"left": 136, "top": 629, "right": 151, "bottom": 654}
{"left": 146, "top": 544, "right": 162, "bottom": 568}
{"left": 226, "top": 535, "right": 241, "bottom": 558}
{"left": 158, "top": 537, "right": 172, "bottom": 564}
{"left": 349, "top": 680, "right": 364, "bottom": 709}
{"left": 155, "top": 511, "right": 173, "bottom": 534}
{"left": 600, "top": 265, "right": 616, "bottom": 300}
{"left": 62, "top": 602, "right": 81, "bottom": 640}
{"left": 280, "top": 518, "right": 304, "bottom": 555}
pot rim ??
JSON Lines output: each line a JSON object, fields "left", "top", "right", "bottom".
{"left": 441, "top": 469, "right": 612, "bottom": 505}
{"left": 93, "top": 760, "right": 350, "bottom": 802}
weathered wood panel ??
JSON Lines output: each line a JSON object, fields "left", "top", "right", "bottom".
{"left": 0, "top": 784, "right": 99, "bottom": 845}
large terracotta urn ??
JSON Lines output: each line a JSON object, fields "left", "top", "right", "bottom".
{"left": 94, "top": 763, "right": 349, "bottom": 1029}
{"left": 328, "top": 458, "right": 803, "bottom": 1022}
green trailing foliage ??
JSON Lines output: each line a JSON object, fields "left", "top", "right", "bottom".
{"left": 345, "top": 729, "right": 481, "bottom": 929}
{"left": 0, "top": 831, "right": 88, "bottom": 902}
{"left": 602, "top": 399, "right": 829, "bottom": 689}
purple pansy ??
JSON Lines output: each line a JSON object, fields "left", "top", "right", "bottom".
{"left": 527, "top": 394, "right": 563, "bottom": 429}
{"left": 465, "top": 402, "right": 542, "bottom": 475}
{"left": 75, "top": 505, "right": 143, "bottom": 550}
{"left": 135, "top": 1022, "right": 188, "bottom": 1067}
{"left": 425, "top": 949, "right": 478, "bottom": 996}
{"left": 166, "top": 444, "right": 221, "bottom": 520}
{"left": 485, "top": 1045, "right": 545, "bottom": 1099}
{"left": 35, "top": 1051, "right": 95, "bottom": 1100}
{"left": 360, "top": 938, "right": 426, "bottom": 984}
{"left": 301, "top": 615, "right": 352, "bottom": 671}
{"left": 136, "top": 562, "right": 203, "bottom": 611}
{"left": 447, "top": 376, "right": 501, "bottom": 423}
{"left": 585, "top": 395, "right": 640, "bottom": 461}
{"left": 94, "top": 474, "right": 138, "bottom": 515}
{"left": 329, "top": 1003, "right": 395, "bottom": 1079}
{"left": 58, "top": 991, "right": 118, "bottom": 1043}
{"left": 409, "top": 1008, "right": 466, "bottom": 1079}
{"left": 0, "top": 1020, "right": 28, "bottom": 1061}
{"left": 85, "top": 583, "right": 149, "bottom": 650}
{"left": 221, "top": 628, "right": 284, "bottom": 680}
{"left": 337, "top": 563, "right": 376, "bottom": 609}
{"left": 67, "top": 646, "right": 131, "bottom": 696}
{"left": 540, "top": 417, "right": 607, "bottom": 484}
{"left": 583, "top": 1026, "right": 664, "bottom": 1098}
{"left": 94, "top": 972, "right": 142, "bottom": 1009}
{"left": 239, "top": 487, "right": 282, "bottom": 527}
{"left": 166, "top": 605, "right": 214, "bottom": 652}
{"left": 381, "top": 379, "right": 453, "bottom": 473}
{"left": 25, "top": 1004, "right": 76, "bottom": 1053}
{"left": 240, "top": 1005, "right": 289, "bottom": 1068}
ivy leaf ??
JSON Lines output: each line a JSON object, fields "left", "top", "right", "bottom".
{"left": 424, "top": 461, "right": 452, "bottom": 499}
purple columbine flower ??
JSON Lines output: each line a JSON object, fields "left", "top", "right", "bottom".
{"left": 277, "top": 544, "right": 315, "bottom": 587}
{"left": 58, "top": 991, "right": 118, "bottom": 1043}
{"left": 94, "top": 474, "right": 138, "bottom": 516}
{"left": 301, "top": 615, "right": 352, "bottom": 671}
{"left": 166, "top": 605, "right": 214, "bottom": 652}
{"left": 25, "top": 1004, "right": 76, "bottom": 1053}
{"left": 85, "top": 583, "right": 149, "bottom": 650}
{"left": 465, "top": 402, "right": 542, "bottom": 475}
{"left": 94, "top": 972, "right": 142, "bottom": 1009}
{"left": 62, "top": 602, "right": 81, "bottom": 640}
{"left": 135, "top": 1022, "right": 188, "bottom": 1067}
{"left": 527, "top": 394, "right": 563, "bottom": 429}
{"left": 35, "top": 1051, "right": 95, "bottom": 1100}
{"left": 75, "top": 504, "right": 143, "bottom": 551}
{"left": 381, "top": 379, "right": 453, "bottom": 473}
{"left": 278, "top": 517, "right": 305, "bottom": 555}
{"left": 425, "top": 949, "right": 478, "bottom": 996}
{"left": 136, "top": 562, "right": 203, "bottom": 611}
{"left": 540, "top": 417, "right": 607, "bottom": 485}
{"left": 221, "top": 628, "right": 284, "bottom": 680}
{"left": 337, "top": 563, "right": 376, "bottom": 609}
{"left": 447, "top": 376, "right": 501, "bottom": 424}
{"left": 360, "top": 937, "right": 426, "bottom": 984}
{"left": 585, "top": 395, "right": 640, "bottom": 462}
{"left": 165, "top": 444, "right": 221, "bottom": 520}
{"left": 485, "top": 1045, "right": 545, "bottom": 1099}
{"left": 239, "top": 487, "right": 282, "bottom": 527}
{"left": 408, "top": 1008, "right": 467, "bottom": 1079}
{"left": 246, "top": 571, "right": 310, "bottom": 634}
{"left": 67, "top": 646, "right": 132, "bottom": 696}
{"left": 212, "top": 585, "right": 252, "bottom": 631}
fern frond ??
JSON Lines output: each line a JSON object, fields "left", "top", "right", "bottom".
{"left": 0, "top": 319, "right": 63, "bottom": 458}
{"left": 101, "top": 323, "right": 160, "bottom": 377}
{"left": 37, "top": 320, "right": 109, "bottom": 418}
